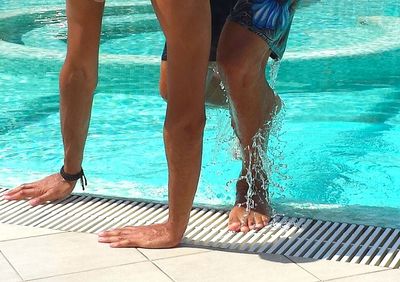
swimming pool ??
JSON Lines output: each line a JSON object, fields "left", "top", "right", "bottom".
{"left": 1, "top": 0, "right": 399, "bottom": 228}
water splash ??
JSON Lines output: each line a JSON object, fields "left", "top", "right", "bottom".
{"left": 236, "top": 81, "right": 289, "bottom": 217}
{"left": 205, "top": 60, "right": 289, "bottom": 216}
{"left": 221, "top": 98, "right": 289, "bottom": 221}
{"left": 269, "top": 59, "right": 281, "bottom": 90}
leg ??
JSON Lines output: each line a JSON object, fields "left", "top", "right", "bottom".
{"left": 160, "top": 61, "right": 228, "bottom": 107}
{"left": 98, "top": 0, "right": 211, "bottom": 248}
{"left": 4, "top": 0, "right": 104, "bottom": 205}
{"left": 217, "top": 21, "right": 281, "bottom": 232}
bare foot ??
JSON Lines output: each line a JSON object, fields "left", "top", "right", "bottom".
{"left": 3, "top": 173, "right": 76, "bottom": 206}
{"left": 228, "top": 93, "right": 281, "bottom": 232}
{"left": 228, "top": 178, "right": 271, "bottom": 232}
{"left": 98, "top": 223, "right": 182, "bottom": 248}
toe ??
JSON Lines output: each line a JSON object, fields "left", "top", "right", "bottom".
{"left": 228, "top": 210, "right": 241, "bottom": 232}
{"left": 254, "top": 213, "right": 265, "bottom": 230}
{"left": 247, "top": 213, "right": 256, "bottom": 230}
{"left": 240, "top": 225, "right": 250, "bottom": 233}
{"left": 228, "top": 221, "right": 241, "bottom": 232}
{"left": 262, "top": 215, "right": 271, "bottom": 226}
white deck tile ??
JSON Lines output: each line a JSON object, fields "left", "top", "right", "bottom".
{"left": 0, "top": 223, "right": 61, "bottom": 242}
{"left": 0, "top": 251, "right": 22, "bottom": 282}
{"left": 0, "top": 232, "right": 147, "bottom": 281}
{"left": 154, "top": 250, "right": 319, "bottom": 282}
{"left": 27, "top": 262, "right": 172, "bottom": 282}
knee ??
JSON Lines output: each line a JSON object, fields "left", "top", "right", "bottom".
{"left": 217, "top": 53, "right": 262, "bottom": 93}
{"left": 164, "top": 112, "right": 206, "bottom": 141}
{"left": 60, "top": 61, "right": 98, "bottom": 94}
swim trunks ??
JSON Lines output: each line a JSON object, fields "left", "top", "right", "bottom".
{"left": 161, "top": 0, "right": 238, "bottom": 61}
{"left": 161, "top": 0, "right": 296, "bottom": 61}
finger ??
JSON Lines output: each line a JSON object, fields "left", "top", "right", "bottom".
{"left": 98, "top": 229, "right": 123, "bottom": 237}
{"left": 4, "top": 187, "right": 40, "bottom": 201}
{"left": 4, "top": 183, "right": 34, "bottom": 196}
{"left": 118, "top": 226, "right": 140, "bottom": 234}
{"left": 29, "top": 191, "right": 55, "bottom": 206}
{"left": 98, "top": 236, "right": 124, "bottom": 243}
{"left": 110, "top": 239, "right": 132, "bottom": 248}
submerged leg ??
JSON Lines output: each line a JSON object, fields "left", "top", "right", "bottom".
{"left": 217, "top": 21, "right": 281, "bottom": 232}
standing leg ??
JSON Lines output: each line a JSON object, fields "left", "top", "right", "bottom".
{"left": 217, "top": 21, "right": 281, "bottom": 232}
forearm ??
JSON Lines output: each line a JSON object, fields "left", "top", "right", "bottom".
{"left": 58, "top": 0, "right": 104, "bottom": 175}
{"left": 164, "top": 117, "right": 205, "bottom": 231}
{"left": 59, "top": 62, "right": 97, "bottom": 174}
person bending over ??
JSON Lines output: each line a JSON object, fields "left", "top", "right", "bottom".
{"left": 159, "top": 0, "right": 297, "bottom": 232}
{"left": 4, "top": 0, "right": 299, "bottom": 247}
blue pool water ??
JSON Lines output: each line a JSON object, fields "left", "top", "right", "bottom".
{"left": 1, "top": 0, "right": 400, "bottom": 228}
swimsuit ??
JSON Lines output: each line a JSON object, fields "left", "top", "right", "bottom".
{"left": 161, "top": 0, "right": 297, "bottom": 61}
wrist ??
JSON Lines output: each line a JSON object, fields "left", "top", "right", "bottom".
{"left": 166, "top": 217, "right": 189, "bottom": 235}
{"left": 59, "top": 165, "right": 87, "bottom": 191}
{"left": 63, "top": 160, "right": 82, "bottom": 175}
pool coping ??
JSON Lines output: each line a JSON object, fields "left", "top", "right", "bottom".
{"left": 1, "top": 187, "right": 399, "bottom": 270}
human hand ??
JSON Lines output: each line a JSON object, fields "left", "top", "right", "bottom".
{"left": 98, "top": 223, "right": 183, "bottom": 248}
{"left": 3, "top": 173, "right": 76, "bottom": 206}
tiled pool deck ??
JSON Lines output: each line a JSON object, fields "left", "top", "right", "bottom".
{"left": 1, "top": 223, "right": 399, "bottom": 282}
{"left": 1, "top": 186, "right": 400, "bottom": 282}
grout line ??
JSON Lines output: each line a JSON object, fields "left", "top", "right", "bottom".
{"left": 284, "top": 255, "right": 322, "bottom": 281}
{"left": 0, "top": 250, "right": 25, "bottom": 281}
{"left": 322, "top": 268, "right": 394, "bottom": 282}
{"left": 136, "top": 246, "right": 211, "bottom": 262}
{"left": 23, "top": 260, "right": 151, "bottom": 282}
{"left": 149, "top": 248, "right": 217, "bottom": 263}
{"left": 137, "top": 249, "right": 176, "bottom": 282}
{"left": 0, "top": 230, "right": 69, "bottom": 243}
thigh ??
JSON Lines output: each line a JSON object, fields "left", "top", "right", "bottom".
{"left": 217, "top": 21, "right": 271, "bottom": 71}
{"left": 65, "top": 0, "right": 105, "bottom": 70}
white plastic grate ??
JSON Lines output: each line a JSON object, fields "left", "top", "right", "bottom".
{"left": 0, "top": 188, "right": 399, "bottom": 269}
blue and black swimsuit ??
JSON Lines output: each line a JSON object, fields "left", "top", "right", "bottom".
{"left": 161, "top": 0, "right": 297, "bottom": 61}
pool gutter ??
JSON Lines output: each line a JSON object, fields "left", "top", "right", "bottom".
{"left": 0, "top": 187, "right": 399, "bottom": 269}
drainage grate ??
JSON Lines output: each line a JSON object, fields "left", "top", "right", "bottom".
{"left": 0, "top": 188, "right": 399, "bottom": 269}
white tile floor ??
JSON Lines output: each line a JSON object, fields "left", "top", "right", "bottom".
{"left": 1, "top": 223, "right": 399, "bottom": 282}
